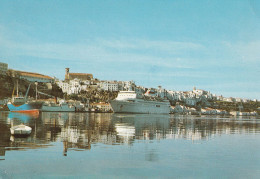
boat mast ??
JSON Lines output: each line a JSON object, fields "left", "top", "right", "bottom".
{"left": 16, "top": 80, "right": 18, "bottom": 97}
{"left": 12, "top": 86, "right": 15, "bottom": 97}
{"left": 35, "top": 82, "right": 38, "bottom": 100}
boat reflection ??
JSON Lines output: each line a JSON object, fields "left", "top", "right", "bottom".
{"left": 7, "top": 111, "right": 39, "bottom": 125}
{"left": 0, "top": 112, "right": 259, "bottom": 158}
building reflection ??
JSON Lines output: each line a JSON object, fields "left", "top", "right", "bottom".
{"left": 168, "top": 115, "right": 260, "bottom": 141}
{"left": 0, "top": 112, "right": 259, "bottom": 158}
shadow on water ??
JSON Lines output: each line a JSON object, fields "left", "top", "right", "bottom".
{"left": 0, "top": 112, "right": 259, "bottom": 159}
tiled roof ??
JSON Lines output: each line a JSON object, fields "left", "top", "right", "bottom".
{"left": 69, "top": 73, "right": 93, "bottom": 76}
{"left": 15, "top": 70, "right": 53, "bottom": 79}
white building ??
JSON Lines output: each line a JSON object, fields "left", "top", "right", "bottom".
{"left": 157, "top": 86, "right": 168, "bottom": 99}
{"left": 135, "top": 86, "right": 145, "bottom": 95}
{"left": 193, "top": 87, "right": 206, "bottom": 96}
{"left": 57, "top": 78, "right": 85, "bottom": 95}
{"left": 230, "top": 111, "right": 257, "bottom": 116}
{"left": 242, "top": 99, "right": 249, "bottom": 103}
{"left": 0, "top": 62, "right": 8, "bottom": 75}
{"left": 223, "top": 97, "right": 233, "bottom": 102}
{"left": 118, "top": 80, "right": 135, "bottom": 91}
{"left": 234, "top": 98, "right": 242, "bottom": 102}
{"left": 69, "top": 79, "right": 82, "bottom": 94}
{"left": 100, "top": 81, "right": 119, "bottom": 91}
{"left": 57, "top": 80, "right": 69, "bottom": 94}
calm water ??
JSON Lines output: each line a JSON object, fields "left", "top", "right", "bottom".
{"left": 0, "top": 112, "right": 259, "bottom": 179}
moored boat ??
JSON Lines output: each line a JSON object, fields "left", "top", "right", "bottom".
{"left": 7, "top": 83, "right": 42, "bottom": 114}
{"left": 10, "top": 124, "right": 32, "bottom": 135}
{"left": 110, "top": 91, "right": 170, "bottom": 114}
{"left": 41, "top": 102, "right": 75, "bottom": 112}
{"left": 7, "top": 102, "right": 42, "bottom": 114}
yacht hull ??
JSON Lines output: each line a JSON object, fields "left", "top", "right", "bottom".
{"left": 110, "top": 100, "right": 170, "bottom": 114}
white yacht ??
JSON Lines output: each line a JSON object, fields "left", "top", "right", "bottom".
{"left": 109, "top": 91, "right": 170, "bottom": 114}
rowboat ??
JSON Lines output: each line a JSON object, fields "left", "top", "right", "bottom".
{"left": 10, "top": 124, "right": 32, "bottom": 135}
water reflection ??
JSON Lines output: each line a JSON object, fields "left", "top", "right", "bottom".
{"left": 0, "top": 112, "right": 259, "bottom": 159}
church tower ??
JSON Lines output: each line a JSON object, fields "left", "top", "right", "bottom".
{"left": 65, "top": 68, "right": 70, "bottom": 81}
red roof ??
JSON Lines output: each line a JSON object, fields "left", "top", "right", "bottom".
{"left": 15, "top": 70, "right": 53, "bottom": 80}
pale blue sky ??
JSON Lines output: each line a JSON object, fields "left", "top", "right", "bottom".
{"left": 0, "top": 0, "right": 260, "bottom": 99}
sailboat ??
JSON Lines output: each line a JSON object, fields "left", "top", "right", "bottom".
{"left": 7, "top": 81, "right": 41, "bottom": 114}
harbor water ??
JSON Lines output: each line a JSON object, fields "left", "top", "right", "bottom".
{"left": 0, "top": 112, "right": 259, "bottom": 178}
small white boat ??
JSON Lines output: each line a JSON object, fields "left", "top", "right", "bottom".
{"left": 10, "top": 124, "right": 32, "bottom": 135}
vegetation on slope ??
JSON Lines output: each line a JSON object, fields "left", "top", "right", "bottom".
{"left": 0, "top": 74, "right": 63, "bottom": 100}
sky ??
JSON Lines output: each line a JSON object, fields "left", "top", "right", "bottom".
{"left": 0, "top": 0, "right": 260, "bottom": 99}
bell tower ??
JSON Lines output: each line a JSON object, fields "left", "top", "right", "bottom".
{"left": 65, "top": 68, "right": 70, "bottom": 80}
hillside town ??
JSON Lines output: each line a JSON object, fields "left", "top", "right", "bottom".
{"left": 0, "top": 61, "right": 259, "bottom": 115}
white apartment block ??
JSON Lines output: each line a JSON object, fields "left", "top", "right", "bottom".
{"left": 100, "top": 81, "right": 119, "bottom": 91}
